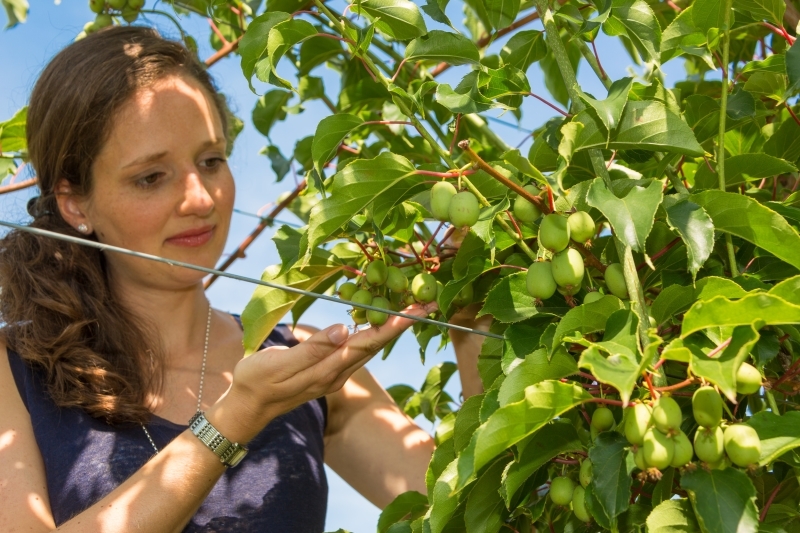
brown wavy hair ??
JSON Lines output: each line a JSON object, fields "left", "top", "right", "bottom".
{"left": 0, "top": 26, "right": 231, "bottom": 426}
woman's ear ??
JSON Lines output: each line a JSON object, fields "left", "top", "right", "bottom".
{"left": 55, "top": 179, "right": 92, "bottom": 233}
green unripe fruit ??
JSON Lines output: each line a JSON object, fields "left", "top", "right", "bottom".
{"left": 385, "top": 266, "right": 408, "bottom": 293}
{"left": 643, "top": 427, "right": 674, "bottom": 470}
{"left": 121, "top": 6, "right": 139, "bottom": 22}
{"left": 591, "top": 407, "right": 615, "bottom": 432}
{"left": 352, "top": 308, "right": 368, "bottom": 325}
{"left": 365, "top": 260, "right": 388, "bottom": 286}
{"left": 551, "top": 248, "right": 585, "bottom": 289}
{"left": 558, "top": 284, "right": 581, "bottom": 296}
{"left": 367, "top": 296, "right": 390, "bottom": 326}
{"left": 538, "top": 214, "right": 570, "bottom": 252}
{"left": 430, "top": 181, "right": 457, "bottom": 221}
{"left": 634, "top": 446, "right": 648, "bottom": 470}
{"left": 694, "top": 426, "right": 724, "bottom": 463}
{"left": 568, "top": 211, "right": 595, "bottom": 244}
{"left": 604, "top": 263, "right": 629, "bottom": 300}
{"left": 95, "top": 13, "right": 113, "bottom": 27}
{"left": 652, "top": 395, "right": 682, "bottom": 433}
{"left": 736, "top": 362, "right": 762, "bottom": 395}
{"left": 513, "top": 185, "right": 542, "bottom": 225}
{"left": 411, "top": 272, "right": 438, "bottom": 303}
{"left": 579, "top": 459, "right": 592, "bottom": 488}
{"left": 452, "top": 283, "right": 474, "bottom": 307}
{"left": 526, "top": 261, "right": 557, "bottom": 300}
{"left": 128, "top": 0, "right": 145, "bottom": 8}
{"left": 449, "top": 191, "right": 480, "bottom": 228}
{"left": 549, "top": 477, "right": 575, "bottom": 506}
{"left": 338, "top": 282, "right": 358, "bottom": 301}
{"left": 583, "top": 291, "right": 604, "bottom": 304}
{"left": 572, "top": 486, "right": 591, "bottom": 522}
{"left": 692, "top": 386, "right": 723, "bottom": 428}
{"left": 343, "top": 261, "right": 359, "bottom": 279}
{"left": 89, "top": 0, "right": 105, "bottom": 14}
{"left": 671, "top": 430, "right": 694, "bottom": 467}
{"left": 403, "top": 292, "right": 416, "bottom": 306}
{"left": 108, "top": 0, "right": 126, "bottom": 9}
{"left": 723, "top": 425, "right": 761, "bottom": 467}
{"left": 624, "top": 402, "right": 653, "bottom": 446}
{"left": 708, "top": 456, "right": 731, "bottom": 470}
{"left": 84, "top": 20, "right": 98, "bottom": 33}
{"left": 351, "top": 289, "right": 373, "bottom": 307}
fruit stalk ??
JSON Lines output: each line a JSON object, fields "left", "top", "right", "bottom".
{"left": 718, "top": 0, "right": 739, "bottom": 277}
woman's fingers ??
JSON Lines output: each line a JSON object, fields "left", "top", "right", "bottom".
{"left": 262, "top": 323, "right": 350, "bottom": 379}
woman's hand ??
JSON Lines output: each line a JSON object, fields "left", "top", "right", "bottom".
{"left": 449, "top": 302, "right": 492, "bottom": 399}
{"left": 217, "top": 304, "right": 434, "bottom": 442}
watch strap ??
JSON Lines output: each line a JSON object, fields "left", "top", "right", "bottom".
{"left": 189, "top": 411, "right": 248, "bottom": 468}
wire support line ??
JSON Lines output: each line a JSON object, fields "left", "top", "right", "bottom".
{"left": 0, "top": 220, "right": 504, "bottom": 340}
{"left": 232, "top": 208, "right": 302, "bottom": 228}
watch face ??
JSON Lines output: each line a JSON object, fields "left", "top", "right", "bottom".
{"left": 226, "top": 447, "right": 248, "bottom": 467}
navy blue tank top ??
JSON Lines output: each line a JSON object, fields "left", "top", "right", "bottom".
{"left": 7, "top": 321, "right": 328, "bottom": 531}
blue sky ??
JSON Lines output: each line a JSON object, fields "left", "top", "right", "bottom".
{"left": 0, "top": 2, "right": 685, "bottom": 530}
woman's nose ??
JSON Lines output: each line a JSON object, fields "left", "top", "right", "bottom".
{"left": 178, "top": 169, "right": 215, "bottom": 217}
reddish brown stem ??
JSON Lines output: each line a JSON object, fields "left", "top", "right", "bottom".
{"left": 590, "top": 40, "right": 608, "bottom": 80}
{"left": 505, "top": 210, "right": 524, "bottom": 240}
{"left": 436, "top": 226, "right": 456, "bottom": 255}
{"left": 205, "top": 36, "right": 242, "bottom": 67}
{"left": 655, "top": 378, "right": 697, "bottom": 392}
{"left": 354, "top": 239, "right": 374, "bottom": 262}
{"left": 760, "top": 481, "right": 784, "bottom": 522}
{"left": 637, "top": 238, "right": 680, "bottom": 270}
{"left": 208, "top": 18, "right": 229, "bottom": 45}
{"left": 0, "top": 177, "right": 37, "bottom": 195}
{"left": 414, "top": 169, "right": 477, "bottom": 178}
{"left": 575, "top": 243, "right": 607, "bottom": 274}
{"left": 786, "top": 102, "right": 800, "bottom": 128}
{"left": 708, "top": 337, "right": 732, "bottom": 358}
{"left": 342, "top": 264, "right": 364, "bottom": 277}
{"left": 390, "top": 57, "right": 408, "bottom": 83}
{"left": 761, "top": 22, "right": 796, "bottom": 44}
{"left": 643, "top": 371, "right": 658, "bottom": 399}
{"left": 528, "top": 92, "right": 570, "bottom": 117}
{"left": 553, "top": 458, "right": 580, "bottom": 465}
{"left": 546, "top": 186, "right": 555, "bottom": 212}
{"left": 423, "top": 222, "right": 445, "bottom": 257}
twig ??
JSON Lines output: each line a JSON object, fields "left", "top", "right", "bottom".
{"left": 760, "top": 481, "right": 784, "bottom": 522}
{"left": 655, "top": 378, "right": 697, "bottom": 392}
{"left": 505, "top": 210, "right": 524, "bottom": 240}
{"left": 574, "top": 243, "right": 607, "bottom": 273}
{"left": 707, "top": 337, "right": 732, "bottom": 358}
{"left": 637, "top": 238, "right": 680, "bottom": 270}
{"left": 528, "top": 92, "right": 570, "bottom": 117}
{"left": 205, "top": 35, "right": 242, "bottom": 67}
{"left": 0, "top": 177, "right": 37, "bottom": 195}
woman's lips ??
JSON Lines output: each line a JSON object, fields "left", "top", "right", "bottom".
{"left": 165, "top": 225, "right": 215, "bottom": 247}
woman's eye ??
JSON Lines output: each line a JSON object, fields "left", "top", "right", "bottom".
{"left": 136, "top": 173, "right": 163, "bottom": 188}
{"left": 201, "top": 157, "right": 226, "bottom": 170}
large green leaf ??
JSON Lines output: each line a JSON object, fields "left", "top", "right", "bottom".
{"left": 352, "top": 0, "right": 427, "bottom": 41}
{"left": 690, "top": 190, "right": 800, "bottom": 270}
{"left": 603, "top": 0, "right": 661, "bottom": 64}
{"left": 572, "top": 101, "right": 704, "bottom": 156}
{"left": 463, "top": 458, "right": 510, "bottom": 533}
{"left": 745, "top": 411, "right": 800, "bottom": 466}
{"left": 266, "top": 19, "right": 318, "bottom": 89}
{"left": 786, "top": 39, "right": 800, "bottom": 97}
{"left": 680, "top": 468, "right": 759, "bottom": 533}
{"left": 693, "top": 154, "right": 797, "bottom": 190}
{"left": 662, "top": 195, "right": 714, "bottom": 279}
{"left": 251, "top": 89, "right": 292, "bottom": 138}
{"left": 310, "top": 113, "right": 364, "bottom": 177}
{"left": 578, "top": 77, "right": 634, "bottom": 138}
{"left": 0, "top": 106, "right": 26, "bottom": 153}
{"left": 454, "top": 395, "right": 484, "bottom": 453}
{"left": 651, "top": 277, "right": 748, "bottom": 326}
{"left": 500, "top": 30, "right": 547, "bottom": 72}
{"left": 379, "top": 492, "right": 429, "bottom": 533}
{"left": 239, "top": 11, "right": 291, "bottom": 91}
{"left": 455, "top": 381, "right": 591, "bottom": 490}
{"left": 764, "top": 114, "right": 800, "bottom": 161}
{"left": 484, "top": 0, "right": 520, "bottom": 30}
{"left": 588, "top": 432, "right": 632, "bottom": 527}
{"left": 692, "top": 0, "right": 727, "bottom": 33}
{"left": 682, "top": 293, "right": 800, "bottom": 337}
{"left": 586, "top": 177, "right": 664, "bottom": 253}
{"left": 551, "top": 295, "right": 626, "bottom": 353}
{"left": 427, "top": 459, "right": 468, "bottom": 533}
{"left": 661, "top": 6, "right": 703, "bottom": 64}
{"left": 478, "top": 271, "right": 567, "bottom": 323}
{"left": 2, "top": 0, "right": 27, "bottom": 28}
{"left": 733, "top": 0, "right": 785, "bottom": 26}
{"left": 646, "top": 499, "right": 701, "bottom": 533}
{"left": 298, "top": 35, "right": 345, "bottom": 75}
{"left": 769, "top": 275, "right": 800, "bottom": 304}
{"left": 404, "top": 30, "right": 480, "bottom": 65}
{"left": 497, "top": 347, "right": 577, "bottom": 406}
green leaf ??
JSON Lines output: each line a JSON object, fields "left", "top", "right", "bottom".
{"left": 266, "top": 19, "right": 318, "bottom": 89}
{"left": 297, "top": 75, "right": 325, "bottom": 101}
{"left": 586, "top": 177, "right": 664, "bottom": 253}
{"left": 682, "top": 293, "right": 800, "bottom": 337}
{"left": 680, "top": 468, "right": 759, "bottom": 533}
{"left": 351, "top": 0, "right": 427, "bottom": 41}
{"left": 484, "top": 0, "right": 520, "bottom": 30}
{"left": 651, "top": 277, "right": 748, "bottom": 326}
{"left": 310, "top": 113, "right": 364, "bottom": 177}
{"left": 579, "top": 77, "right": 634, "bottom": 137}
{"left": 464, "top": 458, "right": 510, "bottom": 533}
{"left": 239, "top": 11, "right": 291, "bottom": 92}
{"left": 298, "top": 35, "right": 345, "bottom": 75}
{"left": 404, "top": 30, "right": 480, "bottom": 65}
{"left": 725, "top": 87, "right": 756, "bottom": 121}
{"left": 478, "top": 271, "right": 567, "bottom": 323}
{"left": 692, "top": 0, "right": 727, "bottom": 33}
{"left": 551, "top": 295, "right": 626, "bottom": 354}
{"left": 0, "top": 106, "right": 27, "bottom": 153}
{"left": 440, "top": 258, "right": 490, "bottom": 317}
{"left": 689, "top": 190, "right": 800, "bottom": 270}
{"left": 427, "top": 458, "right": 468, "bottom": 533}
{"left": 646, "top": 499, "right": 701, "bottom": 533}
{"left": 501, "top": 421, "right": 582, "bottom": 507}
{"left": 454, "top": 395, "right": 484, "bottom": 453}
{"left": 603, "top": 0, "right": 661, "bottom": 64}
{"left": 572, "top": 101, "right": 704, "bottom": 157}
{"left": 251, "top": 89, "right": 292, "bottom": 138}
{"left": 661, "top": 6, "right": 703, "bottom": 64}
{"left": 743, "top": 72, "right": 787, "bottom": 103}
{"left": 769, "top": 275, "right": 800, "bottom": 304}
{"left": 435, "top": 83, "right": 495, "bottom": 114}
{"left": 476, "top": 66, "right": 531, "bottom": 101}
{"left": 2, "top": 0, "right": 27, "bottom": 28}
{"left": 500, "top": 30, "right": 547, "bottom": 72}
{"left": 652, "top": 468, "right": 675, "bottom": 507}
{"left": 421, "top": 0, "right": 452, "bottom": 26}
{"left": 498, "top": 348, "right": 577, "bottom": 406}
{"left": 455, "top": 381, "right": 591, "bottom": 491}
{"left": 764, "top": 115, "right": 800, "bottom": 161}
{"left": 662, "top": 196, "right": 715, "bottom": 279}
{"left": 693, "top": 154, "right": 797, "bottom": 190}
{"left": 588, "top": 432, "right": 632, "bottom": 526}
{"left": 733, "top": 0, "right": 785, "bottom": 26}
{"left": 786, "top": 39, "right": 800, "bottom": 97}
{"left": 304, "top": 153, "right": 426, "bottom": 253}
{"left": 379, "top": 492, "right": 429, "bottom": 533}
{"left": 745, "top": 411, "right": 800, "bottom": 466}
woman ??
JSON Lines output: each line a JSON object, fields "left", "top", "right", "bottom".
{"left": 0, "top": 26, "right": 487, "bottom": 531}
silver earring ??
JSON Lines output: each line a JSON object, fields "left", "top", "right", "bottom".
{"left": 77, "top": 223, "right": 89, "bottom": 234}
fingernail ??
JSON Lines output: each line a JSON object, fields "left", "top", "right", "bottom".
{"left": 327, "top": 324, "right": 349, "bottom": 345}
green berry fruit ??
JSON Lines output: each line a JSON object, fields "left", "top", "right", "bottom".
{"left": 351, "top": 289, "right": 373, "bottom": 307}
{"left": 583, "top": 291, "right": 604, "bottom": 304}
{"left": 352, "top": 308, "right": 368, "bottom": 325}
{"left": 652, "top": 395, "right": 682, "bottom": 434}
{"left": 448, "top": 191, "right": 480, "bottom": 228}
{"left": 338, "top": 282, "right": 358, "bottom": 301}
{"left": 723, "top": 424, "right": 761, "bottom": 467}
{"left": 572, "top": 486, "right": 591, "bottom": 522}
{"left": 403, "top": 292, "right": 416, "bottom": 306}
{"left": 365, "top": 259, "right": 388, "bottom": 286}
{"left": 452, "top": 283, "right": 474, "bottom": 307}
{"left": 634, "top": 446, "right": 648, "bottom": 470}
{"left": 513, "top": 185, "right": 542, "bottom": 225}
{"left": 643, "top": 427, "right": 674, "bottom": 470}
{"left": 108, "top": 0, "right": 126, "bottom": 9}
{"left": 624, "top": 402, "right": 653, "bottom": 446}
{"left": 367, "top": 296, "right": 390, "bottom": 327}
{"left": 411, "top": 272, "right": 438, "bottom": 304}
{"left": 736, "top": 362, "right": 762, "bottom": 395}
{"left": 579, "top": 459, "right": 592, "bottom": 488}
{"left": 430, "top": 181, "right": 457, "bottom": 222}
{"left": 604, "top": 263, "right": 629, "bottom": 300}
{"left": 95, "top": 13, "right": 113, "bottom": 27}
{"left": 343, "top": 261, "right": 359, "bottom": 279}
{"left": 526, "top": 261, "right": 557, "bottom": 300}
{"left": 84, "top": 20, "right": 98, "bottom": 33}
{"left": 538, "top": 214, "right": 570, "bottom": 252}
{"left": 558, "top": 284, "right": 581, "bottom": 296}
{"left": 670, "top": 430, "right": 694, "bottom": 467}
{"left": 549, "top": 477, "right": 575, "bottom": 506}
{"left": 568, "top": 211, "right": 595, "bottom": 244}
{"left": 692, "top": 386, "right": 723, "bottom": 428}
{"left": 694, "top": 426, "right": 725, "bottom": 463}
{"left": 385, "top": 266, "right": 408, "bottom": 293}
{"left": 121, "top": 6, "right": 139, "bottom": 22}
{"left": 89, "top": 0, "right": 105, "bottom": 14}
{"left": 551, "top": 248, "right": 585, "bottom": 290}
{"left": 591, "top": 407, "right": 615, "bottom": 432}
{"left": 128, "top": 0, "right": 145, "bottom": 8}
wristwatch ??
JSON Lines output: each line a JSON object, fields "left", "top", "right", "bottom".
{"left": 188, "top": 411, "right": 249, "bottom": 468}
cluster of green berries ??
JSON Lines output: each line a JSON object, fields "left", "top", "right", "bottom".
{"left": 82, "top": 0, "right": 145, "bottom": 37}
{"left": 429, "top": 182, "right": 481, "bottom": 228}
{"left": 624, "top": 397, "right": 694, "bottom": 471}
{"left": 548, "top": 474, "right": 591, "bottom": 523}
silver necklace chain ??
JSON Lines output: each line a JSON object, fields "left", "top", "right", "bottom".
{"left": 141, "top": 303, "right": 212, "bottom": 455}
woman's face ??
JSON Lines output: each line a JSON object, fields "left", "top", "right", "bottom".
{"left": 64, "top": 74, "right": 235, "bottom": 290}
